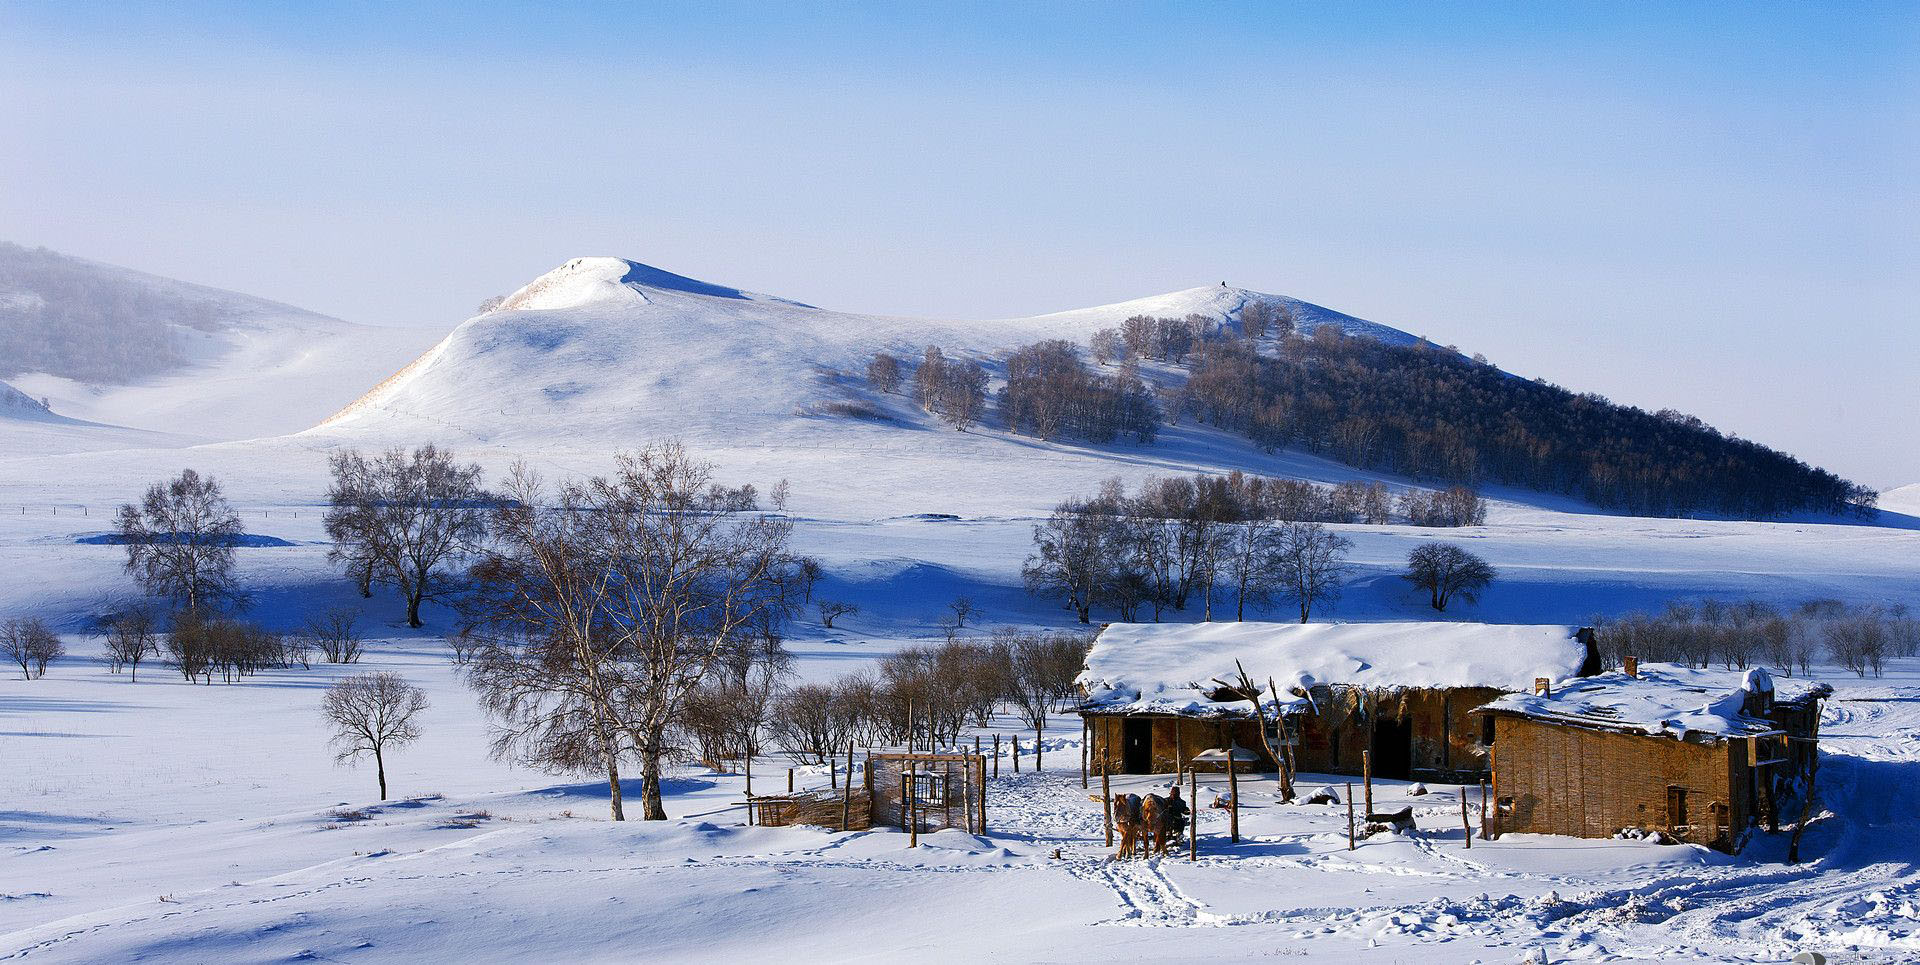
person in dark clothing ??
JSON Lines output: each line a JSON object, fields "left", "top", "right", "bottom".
{"left": 1161, "top": 784, "right": 1192, "bottom": 839}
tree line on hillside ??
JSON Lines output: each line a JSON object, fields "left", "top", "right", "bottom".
{"left": 0, "top": 241, "right": 236, "bottom": 383}
{"left": 1593, "top": 598, "right": 1920, "bottom": 678}
{"left": 860, "top": 309, "right": 1872, "bottom": 519}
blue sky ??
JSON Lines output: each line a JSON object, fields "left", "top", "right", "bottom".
{"left": 3, "top": 2, "right": 1915, "bottom": 486}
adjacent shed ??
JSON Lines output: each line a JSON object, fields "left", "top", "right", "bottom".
{"left": 1475, "top": 663, "right": 1829, "bottom": 853}
{"left": 1078, "top": 621, "right": 1599, "bottom": 783}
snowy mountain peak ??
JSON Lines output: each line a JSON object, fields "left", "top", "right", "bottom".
{"left": 495, "top": 257, "right": 811, "bottom": 313}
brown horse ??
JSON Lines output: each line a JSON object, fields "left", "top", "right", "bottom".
{"left": 1111, "top": 793, "right": 1145, "bottom": 859}
{"left": 1141, "top": 786, "right": 1190, "bottom": 857}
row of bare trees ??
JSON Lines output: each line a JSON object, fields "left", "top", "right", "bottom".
{"left": 679, "top": 631, "right": 1090, "bottom": 787}
{"left": 95, "top": 606, "right": 367, "bottom": 685}
{"left": 1592, "top": 599, "right": 1920, "bottom": 677}
{"left": 1024, "top": 474, "right": 1355, "bottom": 624}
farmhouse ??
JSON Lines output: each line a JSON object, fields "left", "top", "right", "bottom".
{"left": 1078, "top": 621, "right": 1600, "bottom": 783}
{"left": 1475, "top": 661, "right": 1829, "bottom": 853}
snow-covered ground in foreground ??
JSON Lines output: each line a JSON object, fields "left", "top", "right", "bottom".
{"left": 1, "top": 493, "right": 1917, "bottom": 962}
{"left": 4, "top": 629, "right": 1919, "bottom": 964}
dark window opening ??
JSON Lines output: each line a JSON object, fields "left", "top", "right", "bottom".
{"left": 1667, "top": 785, "right": 1689, "bottom": 829}
{"left": 1481, "top": 715, "right": 1497, "bottom": 745}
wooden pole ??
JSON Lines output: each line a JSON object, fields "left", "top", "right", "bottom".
{"left": 1346, "top": 781, "right": 1356, "bottom": 850}
{"left": 788, "top": 768, "right": 794, "bottom": 794}
{"left": 1102, "top": 765, "right": 1113, "bottom": 847}
{"left": 1362, "top": 749, "right": 1373, "bottom": 818}
{"left": 1189, "top": 766, "right": 1199, "bottom": 860}
{"left": 905, "top": 771, "right": 917, "bottom": 848}
{"left": 1081, "top": 717, "right": 1089, "bottom": 788}
{"left": 746, "top": 792, "right": 754, "bottom": 826}
{"left": 1462, "top": 789, "right": 1471, "bottom": 849}
{"left": 1012, "top": 735, "right": 1020, "bottom": 774}
{"left": 1479, "top": 780, "right": 1489, "bottom": 840}
{"left": 976, "top": 756, "right": 987, "bottom": 833}
{"left": 963, "top": 755, "right": 974, "bottom": 833}
{"left": 1227, "top": 748, "right": 1240, "bottom": 843}
{"left": 992, "top": 734, "right": 1000, "bottom": 778}
{"left": 1275, "top": 711, "right": 1295, "bottom": 801}
{"left": 840, "top": 744, "right": 854, "bottom": 832}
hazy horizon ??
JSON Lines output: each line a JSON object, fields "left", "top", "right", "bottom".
{"left": 3, "top": 2, "right": 1914, "bottom": 487}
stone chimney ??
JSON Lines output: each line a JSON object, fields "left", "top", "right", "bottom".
{"left": 1624, "top": 655, "right": 1639, "bottom": 678}
{"left": 1534, "top": 677, "right": 1551, "bottom": 697}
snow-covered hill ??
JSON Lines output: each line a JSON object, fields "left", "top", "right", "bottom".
{"left": 321, "top": 256, "right": 1394, "bottom": 446}
{"left": 0, "top": 243, "right": 438, "bottom": 445}
{"left": 298, "top": 255, "right": 1445, "bottom": 521}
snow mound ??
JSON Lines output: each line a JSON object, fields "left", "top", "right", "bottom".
{"left": 1881, "top": 483, "right": 1920, "bottom": 517}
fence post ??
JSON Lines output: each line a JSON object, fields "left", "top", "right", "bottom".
{"left": 1347, "top": 781, "right": 1356, "bottom": 850}
{"left": 1227, "top": 752, "right": 1240, "bottom": 843}
{"left": 992, "top": 734, "right": 1000, "bottom": 778}
{"left": 977, "top": 756, "right": 987, "bottom": 832}
{"left": 905, "top": 771, "right": 916, "bottom": 848}
{"left": 1081, "top": 717, "right": 1089, "bottom": 789}
{"left": 1479, "top": 780, "right": 1489, "bottom": 840}
{"left": 1102, "top": 765, "right": 1113, "bottom": 847}
{"left": 1362, "top": 749, "right": 1373, "bottom": 818}
{"left": 842, "top": 743, "right": 856, "bottom": 831}
{"left": 1012, "top": 735, "right": 1020, "bottom": 774}
{"left": 1189, "top": 767, "right": 1199, "bottom": 860}
{"left": 1462, "top": 789, "right": 1471, "bottom": 849}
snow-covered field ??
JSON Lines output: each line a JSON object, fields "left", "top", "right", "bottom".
{"left": 3, "top": 257, "right": 1917, "bottom": 962}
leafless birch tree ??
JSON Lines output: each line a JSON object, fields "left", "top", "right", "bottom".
{"left": 322, "top": 672, "right": 428, "bottom": 800}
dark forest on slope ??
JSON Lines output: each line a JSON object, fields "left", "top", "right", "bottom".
{"left": 1173, "top": 326, "right": 1874, "bottom": 519}
{"left": 881, "top": 314, "right": 1874, "bottom": 521}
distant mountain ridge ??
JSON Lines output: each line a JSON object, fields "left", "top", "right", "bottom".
{"left": 0, "top": 242, "right": 438, "bottom": 444}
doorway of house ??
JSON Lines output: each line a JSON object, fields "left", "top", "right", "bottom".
{"left": 1122, "top": 718, "right": 1154, "bottom": 773}
{"left": 1369, "top": 716, "right": 1413, "bottom": 780}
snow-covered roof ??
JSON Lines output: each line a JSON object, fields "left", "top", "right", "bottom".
{"left": 1077, "top": 621, "right": 1593, "bottom": 719}
{"left": 1477, "top": 663, "right": 1832, "bottom": 742}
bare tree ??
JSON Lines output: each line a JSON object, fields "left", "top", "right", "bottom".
{"left": 103, "top": 607, "right": 160, "bottom": 680}
{"left": 866, "top": 351, "right": 903, "bottom": 393}
{"left": 3, "top": 618, "right": 62, "bottom": 680}
{"left": 463, "top": 445, "right": 799, "bottom": 821}
{"left": 1004, "top": 632, "right": 1090, "bottom": 770}
{"left": 26, "top": 626, "right": 64, "bottom": 678}
{"left": 948, "top": 596, "right": 977, "bottom": 629}
{"left": 307, "top": 609, "right": 365, "bottom": 664}
{"left": 462, "top": 463, "right": 638, "bottom": 819}
{"left": 1022, "top": 498, "right": 1108, "bottom": 624}
{"left": 116, "top": 469, "right": 243, "bottom": 614}
{"left": 325, "top": 446, "right": 489, "bottom": 628}
{"left": 1403, "top": 542, "right": 1497, "bottom": 612}
{"left": 322, "top": 672, "right": 429, "bottom": 800}
{"left": 768, "top": 683, "right": 853, "bottom": 767}
{"left": 817, "top": 600, "right": 858, "bottom": 629}
{"left": 1275, "top": 522, "right": 1350, "bottom": 622}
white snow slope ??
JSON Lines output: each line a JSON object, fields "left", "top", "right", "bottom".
{"left": 2, "top": 256, "right": 1918, "bottom": 963}
{"left": 1, "top": 246, "right": 438, "bottom": 447}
